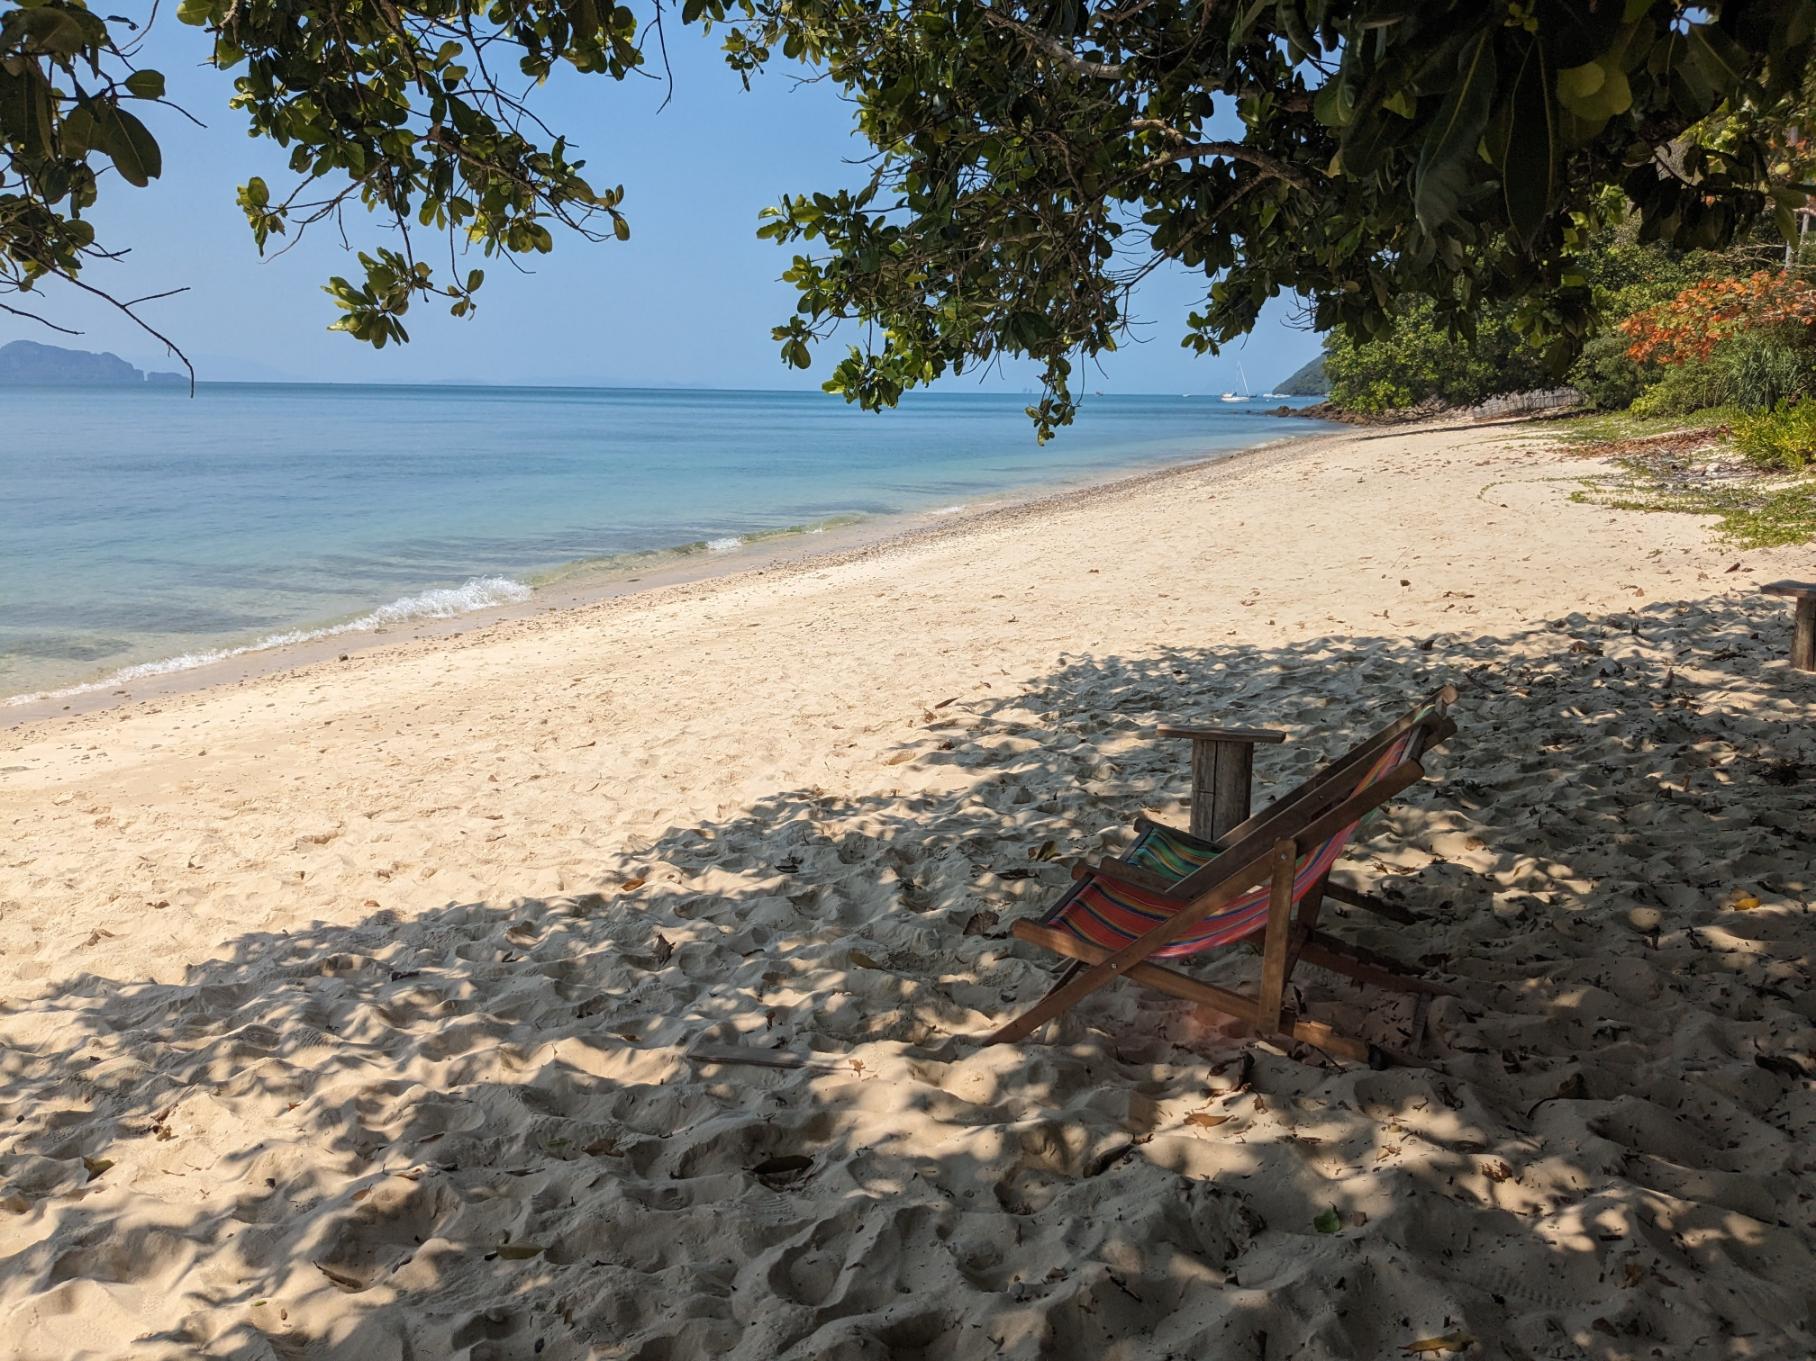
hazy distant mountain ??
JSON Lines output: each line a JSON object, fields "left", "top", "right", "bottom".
{"left": 0, "top": 340, "right": 185, "bottom": 386}
{"left": 1274, "top": 354, "right": 1328, "bottom": 397}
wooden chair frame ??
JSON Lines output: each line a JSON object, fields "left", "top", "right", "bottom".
{"left": 984, "top": 697, "right": 1457, "bottom": 1063}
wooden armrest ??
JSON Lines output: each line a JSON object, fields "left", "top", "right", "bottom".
{"left": 1073, "top": 857, "right": 1184, "bottom": 896}
{"left": 1763, "top": 580, "right": 1816, "bottom": 599}
{"left": 1156, "top": 725, "right": 1287, "bottom": 745}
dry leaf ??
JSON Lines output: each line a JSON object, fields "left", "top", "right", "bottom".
{"left": 617, "top": 877, "right": 646, "bottom": 893}
{"left": 1482, "top": 1160, "right": 1514, "bottom": 1183}
{"left": 961, "top": 910, "right": 999, "bottom": 936}
{"left": 315, "top": 1262, "right": 366, "bottom": 1290}
{"left": 496, "top": 1243, "right": 545, "bottom": 1260}
{"left": 650, "top": 934, "right": 673, "bottom": 966}
{"left": 1029, "top": 840, "right": 1059, "bottom": 862}
{"left": 1184, "top": 1112, "right": 1231, "bottom": 1129}
{"left": 885, "top": 750, "right": 915, "bottom": 766}
{"left": 81, "top": 1156, "right": 113, "bottom": 1181}
{"left": 1402, "top": 1334, "right": 1475, "bottom": 1355}
{"left": 1729, "top": 892, "right": 1761, "bottom": 911}
{"left": 849, "top": 949, "right": 885, "bottom": 970}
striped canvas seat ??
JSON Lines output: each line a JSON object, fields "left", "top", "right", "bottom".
{"left": 1040, "top": 725, "right": 1420, "bottom": 960}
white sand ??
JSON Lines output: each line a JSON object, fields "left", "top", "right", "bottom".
{"left": 2, "top": 420, "right": 1813, "bottom": 1359}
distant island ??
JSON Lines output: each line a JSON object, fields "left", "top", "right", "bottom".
{"left": 0, "top": 340, "right": 186, "bottom": 387}
{"left": 1273, "top": 354, "right": 1328, "bottom": 397}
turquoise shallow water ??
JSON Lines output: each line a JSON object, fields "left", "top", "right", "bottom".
{"left": 0, "top": 383, "right": 1332, "bottom": 699}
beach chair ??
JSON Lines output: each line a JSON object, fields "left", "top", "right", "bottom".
{"left": 984, "top": 693, "right": 1457, "bottom": 1063}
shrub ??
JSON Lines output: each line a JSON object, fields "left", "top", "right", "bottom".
{"left": 1569, "top": 333, "right": 1652, "bottom": 410}
{"left": 1621, "top": 271, "right": 1816, "bottom": 368}
{"left": 1721, "top": 332, "right": 1814, "bottom": 411}
{"left": 1628, "top": 360, "right": 1734, "bottom": 417}
{"left": 1732, "top": 402, "right": 1816, "bottom": 473}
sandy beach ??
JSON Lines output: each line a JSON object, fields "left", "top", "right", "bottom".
{"left": 2, "top": 418, "right": 1813, "bottom": 1358}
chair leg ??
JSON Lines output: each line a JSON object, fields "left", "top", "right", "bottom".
{"left": 1254, "top": 846, "right": 1298, "bottom": 1034}
{"left": 994, "top": 922, "right": 1375, "bottom": 1062}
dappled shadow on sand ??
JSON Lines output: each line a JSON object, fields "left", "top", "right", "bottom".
{"left": 2, "top": 594, "right": 1813, "bottom": 1359}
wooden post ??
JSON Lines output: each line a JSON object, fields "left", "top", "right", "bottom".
{"left": 1157, "top": 724, "right": 1287, "bottom": 842}
{"left": 1763, "top": 581, "right": 1816, "bottom": 673}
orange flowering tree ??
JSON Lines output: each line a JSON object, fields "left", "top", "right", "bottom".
{"left": 1622, "top": 272, "right": 1816, "bottom": 367}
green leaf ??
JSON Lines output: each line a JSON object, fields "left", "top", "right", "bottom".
{"left": 1414, "top": 31, "right": 1497, "bottom": 232}
{"left": 1682, "top": 23, "right": 1752, "bottom": 100}
{"left": 1501, "top": 42, "right": 1557, "bottom": 251}
{"left": 1312, "top": 1205, "right": 1342, "bottom": 1234}
{"left": 124, "top": 70, "right": 166, "bottom": 100}
{"left": 0, "top": 68, "right": 55, "bottom": 159}
{"left": 93, "top": 105, "right": 162, "bottom": 186}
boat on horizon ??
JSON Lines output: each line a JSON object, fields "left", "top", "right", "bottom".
{"left": 1219, "top": 362, "right": 1254, "bottom": 403}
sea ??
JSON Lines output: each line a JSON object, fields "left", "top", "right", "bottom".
{"left": 1, "top": 384, "right": 1332, "bottom": 703}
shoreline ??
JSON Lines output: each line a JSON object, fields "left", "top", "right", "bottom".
{"left": 3, "top": 427, "right": 1337, "bottom": 729}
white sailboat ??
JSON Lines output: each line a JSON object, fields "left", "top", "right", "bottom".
{"left": 1219, "top": 362, "right": 1253, "bottom": 402}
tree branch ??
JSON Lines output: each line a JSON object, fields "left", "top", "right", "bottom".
{"left": 981, "top": 8, "right": 1129, "bottom": 79}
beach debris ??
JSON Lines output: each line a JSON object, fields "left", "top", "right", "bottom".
{"left": 961, "top": 910, "right": 998, "bottom": 936}
{"left": 1312, "top": 1206, "right": 1342, "bottom": 1234}
{"left": 315, "top": 1262, "right": 367, "bottom": 1291}
{"left": 1184, "top": 1112, "right": 1231, "bottom": 1130}
{"left": 1028, "top": 840, "right": 1058, "bottom": 862}
{"left": 81, "top": 1156, "right": 114, "bottom": 1181}
{"left": 886, "top": 749, "right": 916, "bottom": 766}
{"left": 848, "top": 949, "right": 886, "bottom": 969}
{"left": 1725, "top": 890, "right": 1761, "bottom": 911}
{"left": 774, "top": 854, "right": 801, "bottom": 873}
{"left": 1401, "top": 1334, "right": 1475, "bottom": 1355}
{"left": 617, "top": 877, "right": 646, "bottom": 893}
{"left": 494, "top": 1243, "right": 545, "bottom": 1260}
{"left": 1755, "top": 1052, "right": 1813, "bottom": 1080}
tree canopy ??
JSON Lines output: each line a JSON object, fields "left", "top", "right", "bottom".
{"left": 1, "top": 0, "right": 1811, "bottom": 428}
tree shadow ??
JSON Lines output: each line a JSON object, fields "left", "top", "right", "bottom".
{"left": 2, "top": 592, "right": 1813, "bottom": 1359}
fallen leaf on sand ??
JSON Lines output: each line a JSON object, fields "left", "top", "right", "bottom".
{"left": 1029, "top": 840, "right": 1058, "bottom": 862}
{"left": 1312, "top": 1206, "right": 1341, "bottom": 1234}
{"left": 1402, "top": 1334, "right": 1474, "bottom": 1355}
{"left": 849, "top": 949, "right": 886, "bottom": 970}
{"left": 617, "top": 878, "right": 646, "bottom": 894}
{"left": 961, "top": 910, "right": 998, "bottom": 936}
{"left": 81, "top": 1156, "right": 114, "bottom": 1181}
{"left": 1185, "top": 1113, "right": 1231, "bottom": 1129}
{"left": 885, "top": 750, "right": 916, "bottom": 766}
{"left": 495, "top": 1244, "right": 544, "bottom": 1260}
{"left": 315, "top": 1262, "right": 366, "bottom": 1290}
{"left": 1727, "top": 891, "right": 1760, "bottom": 911}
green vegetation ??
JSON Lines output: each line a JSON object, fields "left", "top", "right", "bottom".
{"left": 1274, "top": 355, "right": 1328, "bottom": 398}
{"left": 1734, "top": 403, "right": 1816, "bottom": 473}
{"left": 0, "top": 3, "right": 1810, "bottom": 429}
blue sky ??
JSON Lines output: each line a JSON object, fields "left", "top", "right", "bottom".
{"left": 2, "top": 17, "right": 1323, "bottom": 393}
